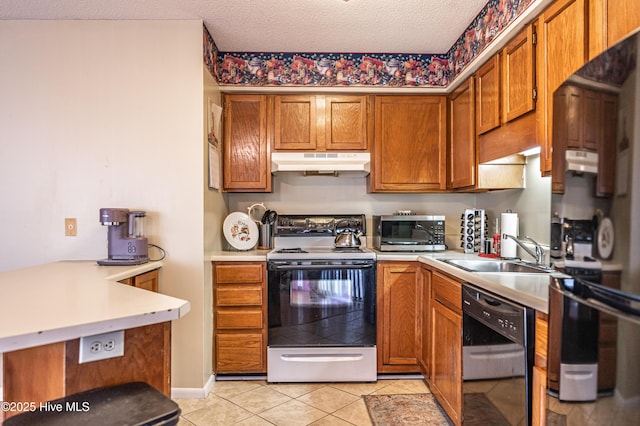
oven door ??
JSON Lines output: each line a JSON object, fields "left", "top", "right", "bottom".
{"left": 266, "top": 259, "right": 377, "bottom": 382}
{"left": 267, "top": 259, "right": 376, "bottom": 347}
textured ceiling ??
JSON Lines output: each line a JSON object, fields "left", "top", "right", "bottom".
{"left": 0, "top": 0, "right": 488, "bottom": 53}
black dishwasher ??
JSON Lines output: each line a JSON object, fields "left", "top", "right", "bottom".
{"left": 462, "top": 284, "right": 534, "bottom": 426}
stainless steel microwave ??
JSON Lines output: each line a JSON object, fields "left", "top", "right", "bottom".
{"left": 372, "top": 215, "right": 446, "bottom": 252}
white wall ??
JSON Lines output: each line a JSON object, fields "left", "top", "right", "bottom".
{"left": 0, "top": 20, "right": 207, "bottom": 389}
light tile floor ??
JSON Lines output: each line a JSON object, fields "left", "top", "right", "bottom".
{"left": 175, "top": 378, "right": 431, "bottom": 426}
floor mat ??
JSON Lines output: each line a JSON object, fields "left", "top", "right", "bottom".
{"left": 363, "top": 393, "right": 452, "bottom": 425}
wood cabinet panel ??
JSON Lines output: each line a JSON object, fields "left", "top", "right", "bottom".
{"left": 212, "top": 262, "right": 267, "bottom": 374}
{"left": 377, "top": 261, "right": 421, "bottom": 373}
{"left": 431, "top": 299, "right": 462, "bottom": 425}
{"left": 324, "top": 96, "right": 368, "bottom": 150}
{"left": 596, "top": 93, "right": 617, "bottom": 197}
{"left": 118, "top": 269, "right": 159, "bottom": 292}
{"left": 216, "top": 333, "right": 265, "bottom": 372}
{"left": 532, "top": 365, "right": 548, "bottom": 426}
{"left": 503, "top": 25, "right": 536, "bottom": 123}
{"left": 65, "top": 322, "right": 171, "bottom": 396}
{"left": 371, "top": 96, "right": 446, "bottom": 192}
{"left": 533, "top": 312, "right": 549, "bottom": 426}
{"left": 2, "top": 322, "right": 171, "bottom": 419}
{"left": 215, "top": 263, "right": 264, "bottom": 284}
{"left": 551, "top": 84, "right": 618, "bottom": 196}
{"left": 419, "top": 265, "right": 432, "bottom": 381}
{"left": 216, "top": 309, "right": 263, "bottom": 329}
{"left": 274, "top": 95, "right": 317, "bottom": 150}
{"left": 591, "top": 0, "right": 640, "bottom": 58}
{"left": 448, "top": 77, "right": 476, "bottom": 189}
{"left": 432, "top": 272, "right": 462, "bottom": 312}
{"left": 223, "top": 94, "right": 271, "bottom": 192}
{"left": 216, "top": 286, "right": 263, "bottom": 306}
{"left": 476, "top": 55, "right": 501, "bottom": 135}
{"left": 536, "top": 0, "right": 588, "bottom": 175}
{"left": 273, "top": 95, "right": 367, "bottom": 151}
{"left": 476, "top": 24, "right": 537, "bottom": 165}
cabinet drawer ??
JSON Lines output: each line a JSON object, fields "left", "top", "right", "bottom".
{"left": 432, "top": 272, "right": 462, "bottom": 312}
{"left": 215, "top": 264, "right": 263, "bottom": 284}
{"left": 216, "top": 309, "right": 263, "bottom": 329}
{"left": 216, "top": 286, "right": 263, "bottom": 306}
{"left": 216, "top": 333, "right": 264, "bottom": 372}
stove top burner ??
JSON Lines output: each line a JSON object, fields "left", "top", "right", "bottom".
{"left": 276, "top": 248, "right": 308, "bottom": 254}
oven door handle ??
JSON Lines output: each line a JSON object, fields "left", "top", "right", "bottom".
{"left": 269, "top": 263, "right": 374, "bottom": 271}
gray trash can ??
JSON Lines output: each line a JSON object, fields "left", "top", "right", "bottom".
{"left": 3, "top": 382, "right": 180, "bottom": 426}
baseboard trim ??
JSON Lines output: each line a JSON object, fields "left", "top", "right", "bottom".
{"left": 171, "top": 374, "right": 215, "bottom": 399}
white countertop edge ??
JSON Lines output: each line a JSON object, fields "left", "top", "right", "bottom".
{"left": 101, "top": 261, "right": 164, "bottom": 282}
{"left": 208, "top": 250, "right": 269, "bottom": 261}
{"left": 0, "top": 306, "right": 188, "bottom": 353}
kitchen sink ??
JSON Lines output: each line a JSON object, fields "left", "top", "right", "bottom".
{"left": 438, "top": 258, "right": 553, "bottom": 274}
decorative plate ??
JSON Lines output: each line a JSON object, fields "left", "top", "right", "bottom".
{"left": 223, "top": 212, "right": 259, "bottom": 250}
{"left": 597, "top": 217, "right": 614, "bottom": 259}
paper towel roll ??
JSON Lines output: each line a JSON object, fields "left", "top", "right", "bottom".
{"left": 501, "top": 212, "right": 519, "bottom": 258}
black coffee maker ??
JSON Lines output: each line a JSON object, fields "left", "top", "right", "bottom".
{"left": 550, "top": 214, "right": 596, "bottom": 259}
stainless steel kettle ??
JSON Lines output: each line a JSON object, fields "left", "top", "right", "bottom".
{"left": 334, "top": 230, "right": 362, "bottom": 248}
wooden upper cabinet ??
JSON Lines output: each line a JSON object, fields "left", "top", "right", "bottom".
{"left": 223, "top": 94, "right": 271, "bottom": 192}
{"left": 590, "top": 0, "right": 640, "bottom": 59}
{"left": 274, "top": 95, "right": 318, "bottom": 150}
{"left": 324, "top": 96, "right": 368, "bottom": 150}
{"left": 273, "top": 95, "right": 367, "bottom": 151}
{"left": 448, "top": 77, "right": 476, "bottom": 189}
{"left": 596, "top": 92, "right": 617, "bottom": 197}
{"left": 475, "top": 55, "right": 501, "bottom": 135}
{"left": 551, "top": 84, "right": 617, "bottom": 196}
{"left": 536, "top": 0, "right": 588, "bottom": 175}
{"left": 502, "top": 24, "right": 536, "bottom": 123}
{"left": 371, "top": 96, "right": 446, "bottom": 192}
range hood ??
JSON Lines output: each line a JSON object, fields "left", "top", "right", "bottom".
{"left": 271, "top": 152, "right": 370, "bottom": 176}
{"left": 565, "top": 149, "right": 598, "bottom": 174}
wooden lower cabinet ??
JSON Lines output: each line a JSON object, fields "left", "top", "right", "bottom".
{"left": 377, "top": 261, "right": 422, "bottom": 373}
{"left": 118, "top": 268, "right": 159, "bottom": 292}
{"left": 429, "top": 271, "right": 463, "bottom": 426}
{"left": 212, "top": 262, "right": 267, "bottom": 374}
{"left": 533, "top": 311, "right": 549, "bottom": 426}
{"left": 419, "top": 265, "right": 432, "bottom": 380}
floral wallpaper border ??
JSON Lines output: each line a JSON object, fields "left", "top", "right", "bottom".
{"left": 203, "top": 0, "right": 534, "bottom": 88}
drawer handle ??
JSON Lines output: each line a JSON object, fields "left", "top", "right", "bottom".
{"left": 280, "top": 354, "right": 364, "bottom": 363}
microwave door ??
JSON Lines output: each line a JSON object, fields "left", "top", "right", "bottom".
{"left": 553, "top": 276, "right": 640, "bottom": 324}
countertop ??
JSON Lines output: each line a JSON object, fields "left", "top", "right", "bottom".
{"left": 0, "top": 260, "right": 190, "bottom": 353}
{"left": 208, "top": 248, "right": 623, "bottom": 314}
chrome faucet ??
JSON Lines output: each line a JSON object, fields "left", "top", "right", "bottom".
{"left": 502, "top": 234, "right": 545, "bottom": 266}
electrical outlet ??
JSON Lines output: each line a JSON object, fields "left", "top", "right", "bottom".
{"left": 65, "top": 218, "right": 77, "bottom": 236}
{"left": 79, "top": 330, "right": 124, "bottom": 363}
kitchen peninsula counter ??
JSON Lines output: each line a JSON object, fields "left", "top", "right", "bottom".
{"left": 1, "top": 261, "right": 190, "bottom": 420}
{"left": 0, "top": 260, "right": 190, "bottom": 353}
